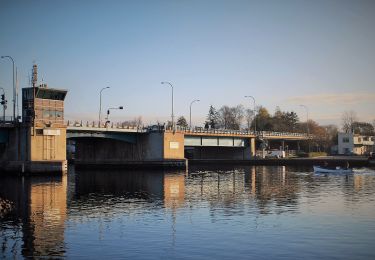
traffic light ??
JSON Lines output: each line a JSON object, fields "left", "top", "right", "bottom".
{"left": 1, "top": 94, "right": 4, "bottom": 105}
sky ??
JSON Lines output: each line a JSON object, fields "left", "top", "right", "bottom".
{"left": 0, "top": 0, "right": 374, "bottom": 127}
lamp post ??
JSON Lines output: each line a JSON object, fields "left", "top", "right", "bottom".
{"left": 244, "top": 95, "right": 256, "bottom": 132}
{"left": 161, "top": 81, "right": 174, "bottom": 130}
{"left": 1, "top": 56, "right": 15, "bottom": 122}
{"left": 105, "top": 106, "right": 124, "bottom": 126}
{"left": 299, "top": 104, "right": 310, "bottom": 152}
{"left": 189, "top": 99, "right": 200, "bottom": 129}
{"left": 99, "top": 86, "right": 110, "bottom": 126}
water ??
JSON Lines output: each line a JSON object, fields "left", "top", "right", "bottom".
{"left": 1, "top": 166, "right": 375, "bottom": 259}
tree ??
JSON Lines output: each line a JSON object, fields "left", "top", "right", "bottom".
{"left": 341, "top": 110, "right": 358, "bottom": 133}
{"left": 121, "top": 116, "right": 143, "bottom": 128}
{"left": 352, "top": 121, "right": 374, "bottom": 135}
{"left": 218, "top": 105, "right": 244, "bottom": 130}
{"left": 205, "top": 105, "right": 219, "bottom": 129}
{"left": 176, "top": 116, "right": 188, "bottom": 128}
{"left": 254, "top": 106, "right": 272, "bottom": 131}
{"left": 245, "top": 108, "right": 254, "bottom": 130}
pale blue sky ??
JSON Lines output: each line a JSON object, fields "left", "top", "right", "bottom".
{"left": 1, "top": 0, "right": 374, "bottom": 126}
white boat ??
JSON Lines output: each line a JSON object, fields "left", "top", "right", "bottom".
{"left": 313, "top": 166, "right": 353, "bottom": 174}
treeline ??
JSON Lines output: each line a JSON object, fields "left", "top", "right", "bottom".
{"left": 173, "top": 106, "right": 374, "bottom": 153}
{"left": 342, "top": 111, "right": 375, "bottom": 135}
{"left": 201, "top": 104, "right": 337, "bottom": 152}
{"left": 203, "top": 105, "right": 302, "bottom": 132}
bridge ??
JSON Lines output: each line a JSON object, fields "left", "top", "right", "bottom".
{"left": 0, "top": 64, "right": 369, "bottom": 172}
{"left": 0, "top": 66, "right": 310, "bottom": 174}
{"left": 65, "top": 121, "right": 311, "bottom": 165}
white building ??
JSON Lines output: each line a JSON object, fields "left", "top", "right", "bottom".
{"left": 338, "top": 132, "right": 375, "bottom": 155}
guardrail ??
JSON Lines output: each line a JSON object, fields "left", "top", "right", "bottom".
{"left": 170, "top": 126, "right": 311, "bottom": 138}
{"left": 65, "top": 121, "right": 312, "bottom": 139}
{"left": 66, "top": 120, "right": 141, "bottom": 130}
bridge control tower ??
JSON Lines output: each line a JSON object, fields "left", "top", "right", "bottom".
{"left": 20, "top": 64, "right": 68, "bottom": 171}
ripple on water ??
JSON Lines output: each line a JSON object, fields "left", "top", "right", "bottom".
{"left": 1, "top": 166, "right": 375, "bottom": 259}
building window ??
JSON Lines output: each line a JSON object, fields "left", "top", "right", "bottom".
{"left": 358, "top": 137, "right": 362, "bottom": 142}
{"left": 343, "top": 137, "right": 349, "bottom": 143}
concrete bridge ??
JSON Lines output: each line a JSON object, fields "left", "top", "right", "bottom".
{"left": 66, "top": 121, "right": 310, "bottom": 167}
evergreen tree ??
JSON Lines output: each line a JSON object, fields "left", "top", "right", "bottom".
{"left": 206, "top": 105, "right": 219, "bottom": 129}
{"left": 176, "top": 116, "right": 188, "bottom": 128}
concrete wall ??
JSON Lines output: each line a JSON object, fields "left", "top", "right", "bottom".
{"left": 141, "top": 132, "right": 163, "bottom": 160}
{"left": 186, "top": 146, "right": 247, "bottom": 160}
{"left": 30, "top": 127, "right": 67, "bottom": 161}
{"left": 75, "top": 138, "right": 141, "bottom": 162}
{"left": 163, "top": 132, "right": 185, "bottom": 159}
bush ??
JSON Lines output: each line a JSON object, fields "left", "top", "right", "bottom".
{"left": 297, "top": 152, "right": 308, "bottom": 158}
{"left": 308, "top": 152, "right": 327, "bottom": 157}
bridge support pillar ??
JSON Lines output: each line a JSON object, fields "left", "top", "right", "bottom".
{"left": 243, "top": 137, "right": 256, "bottom": 159}
{"left": 250, "top": 138, "right": 256, "bottom": 157}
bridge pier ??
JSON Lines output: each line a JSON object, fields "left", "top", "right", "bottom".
{"left": 72, "top": 131, "right": 187, "bottom": 169}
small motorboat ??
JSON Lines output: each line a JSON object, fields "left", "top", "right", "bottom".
{"left": 313, "top": 166, "right": 353, "bottom": 174}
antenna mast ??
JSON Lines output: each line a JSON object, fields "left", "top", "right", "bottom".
{"left": 32, "top": 64, "right": 38, "bottom": 88}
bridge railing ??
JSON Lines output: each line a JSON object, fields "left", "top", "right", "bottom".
{"left": 65, "top": 121, "right": 312, "bottom": 138}
{"left": 173, "top": 126, "right": 256, "bottom": 136}
{"left": 169, "top": 126, "right": 311, "bottom": 138}
{"left": 171, "top": 126, "right": 312, "bottom": 139}
{"left": 65, "top": 120, "right": 143, "bottom": 131}
{"left": 258, "top": 131, "right": 311, "bottom": 138}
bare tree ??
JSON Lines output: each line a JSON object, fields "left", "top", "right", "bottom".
{"left": 245, "top": 108, "right": 254, "bottom": 130}
{"left": 121, "top": 116, "right": 143, "bottom": 128}
{"left": 341, "top": 111, "right": 358, "bottom": 133}
{"left": 218, "top": 105, "right": 244, "bottom": 130}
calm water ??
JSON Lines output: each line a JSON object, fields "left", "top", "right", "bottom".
{"left": 1, "top": 165, "right": 375, "bottom": 259}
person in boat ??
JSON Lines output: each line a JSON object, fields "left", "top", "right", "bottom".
{"left": 345, "top": 161, "right": 350, "bottom": 170}
{"left": 323, "top": 161, "right": 335, "bottom": 170}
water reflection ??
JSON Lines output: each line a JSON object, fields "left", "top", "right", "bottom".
{"left": 1, "top": 166, "right": 375, "bottom": 259}
{"left": 187, "top": 166, "right": 300, "bottom": 215}
{"left": 0, "top": 175, "right": 67, "bottom": 258}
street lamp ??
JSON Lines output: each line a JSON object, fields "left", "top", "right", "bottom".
{"left": 1, "top": 56, "right": 15, "bottom": 122}
{"left": 105, "top": 106, "right": 124, "bottom": 125}
{"left": 189, "top": 99, "right": 200, "bottom": 129}
{"left": 244, "top": 95, "right": 256, "bottom": 132}
{"left": 161, "top": 81, "right": 174, "bottom": 130}
{"left": 99, "top": 86, "right": 110, "bottom": 126}
{"left": 299, "top": 104, "right": 310, "bottom": 152}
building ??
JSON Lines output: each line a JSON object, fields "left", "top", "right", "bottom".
{"left": 0, "top": 64, "right": 68, "bottom": 173}
{"left": 338, "top": 132, "right": 375, "bottom": 155}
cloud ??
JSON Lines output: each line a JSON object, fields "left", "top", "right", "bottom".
{"left": 285, "top": 92, "right": 375, "bottom": 105}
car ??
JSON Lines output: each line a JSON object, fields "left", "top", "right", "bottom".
{"left": 265, "top": 150, "right": 285, "bottom": 158}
